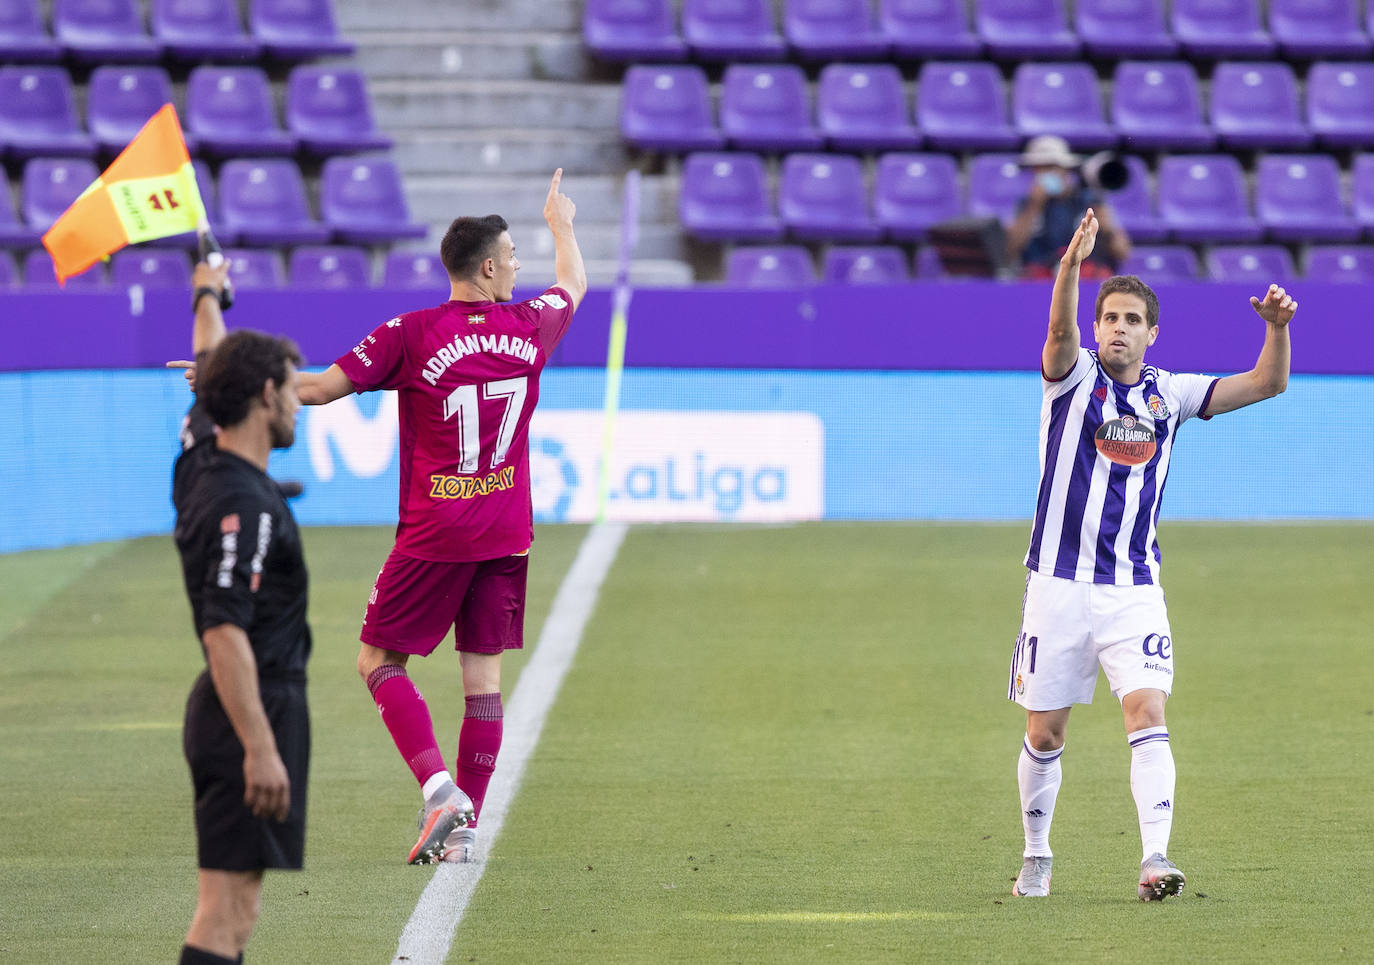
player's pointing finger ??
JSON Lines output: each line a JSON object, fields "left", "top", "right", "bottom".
{"left": 548, "top": 167, "right": 563, "bottom": 199}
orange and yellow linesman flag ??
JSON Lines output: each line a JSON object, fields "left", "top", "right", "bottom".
{"left": 41, "top": 103, "right": 207, "bottom": 284}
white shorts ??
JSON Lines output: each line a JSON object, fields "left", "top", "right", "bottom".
{"left": 1007, "top": 570, "right": 1175, "bottom": 710}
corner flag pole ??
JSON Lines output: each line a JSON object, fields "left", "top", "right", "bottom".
{"left": 595, "top": 170, "right": 641, "bottom": 523}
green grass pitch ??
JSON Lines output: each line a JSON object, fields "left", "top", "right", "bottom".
{"left": 2, "top": 522, "right": 1372, "bottom": 963}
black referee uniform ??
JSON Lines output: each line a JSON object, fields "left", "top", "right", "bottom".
{"left": 173, "top": 402, "right": 312, "bottom": 871}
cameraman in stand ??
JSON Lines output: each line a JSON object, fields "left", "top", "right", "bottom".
{"left": 1007, "top": 135, "right": 1132, "bottom": 280}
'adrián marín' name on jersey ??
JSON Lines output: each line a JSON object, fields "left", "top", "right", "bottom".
{"left": 419, "top": 327, "right": 539, "bottom": 386}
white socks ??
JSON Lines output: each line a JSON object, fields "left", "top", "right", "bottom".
{"left": 1128, "top": 726, "right": 1176, "bottom": 859}
{"left": 1018, "top": 738, "right": 1064, "bottom": 858}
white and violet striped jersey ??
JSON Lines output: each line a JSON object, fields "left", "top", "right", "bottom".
{"left": 1025, "top": 348, "right": 1219, "bottom": 586}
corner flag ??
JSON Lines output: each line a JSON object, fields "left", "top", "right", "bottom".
{"left": 41, "top": 103, "right": 207, "bottom": 284}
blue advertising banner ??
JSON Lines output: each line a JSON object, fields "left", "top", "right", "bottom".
{"left": 2, "top": 367, "right": 1370, "bottom": 554}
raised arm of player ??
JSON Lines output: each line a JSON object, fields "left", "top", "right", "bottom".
{"left": 191, "top": 259, "right": 231, "bottom": 356}
{"left": 1043, "top": 208, "right": 1098, "bottom": 380}
{"left": 1201, "top": 284, "right": 1295, "bottom": 417}
{"left": 202, "top": 622, "right": 291, "bottom": 821}
{"left": 545, "top": 168, "right": 587, "bottom": 312}
{"left": 296, "top": 365, "right": 357, "bottom": 406}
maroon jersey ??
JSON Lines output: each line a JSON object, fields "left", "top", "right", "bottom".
{"left": 336, "top": 288, "right": 574, "bottom": 562}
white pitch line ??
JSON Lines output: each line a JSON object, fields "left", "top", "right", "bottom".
{"left": 391, "top": 521, "right": 629, "bottom": 965}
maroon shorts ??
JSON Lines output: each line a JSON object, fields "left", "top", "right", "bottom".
{"left": 360, "top": 549, "right": 528, "bottom": 656}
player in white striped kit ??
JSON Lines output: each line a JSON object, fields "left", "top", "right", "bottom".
{"left": 1008, "top": 208, "right": 1296, "bottom": 900}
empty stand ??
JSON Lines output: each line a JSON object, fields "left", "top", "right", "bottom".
{"left": 966, "top": 153, "right": 1032, "bottom": 222}
{"left": 1269, "top": 0, "right": 1371, "bottom": 58}
{"left": 24, "top": 247, "right": 104, "bottom": 286}
{"left": 286, "top": 65, "right": 393, "bottom": 156}
{"left": 111, "top": 247, "right": 193, "bottom": 288}
{"left": 1075, "top": 0, "right": 1178, "bottom": 58}
{"left": 383, "top": 250, "right": 449, "bottom": 290}
{"left": 783, "top": 0, "right": 888, "bottom": 60}
{"left": 1205, "top": 245, "right": 1297, "bottom": 283}
{"left": 289, "top": 245, "right": 371, "bottom": 287}
{"left": 1305, "top": 246, "right": 1374, "bottom": 283}
{"left": 224, "top": 246, "right": 287, "bottom": 289}
{"left": 778, "top": 153, "right": 882, "bottom": 241}
{"left": 1171, "top": 0, "right": 1275, "bottom": 57}
{"left": 1307, "top": 63, "right": 1374, "bottom": 148}
{"left": 0, "top": 66, "right": 97, "bottom": 159}
{"left": 879, "top": 0, "right": 981, "bottom": 58}
{"left": 873, "top": 152, "right": 962, "bottom": 240}
{"left": 319, "top": 156, "right": 426, "bottom": 243}
{"left": 823, "top": 245, "right": 910, "bottom": 283}
{"left": 724, "top": 245, "right": 816, "bottom": 286}
{"left": 681, "top": 0, "right": 785, "bottom": 60}
{"left": 53, "top": 0, "right": 161, "bottom": 62}
{"left": 1012, "top": 62, "right": 1116, "bottom": 149}
{"left": 218, "top": 158, "right": 330, "bottom": 245}
{"left": 1255, "top": 154, "right": 1360, "bottom": 242}
{"left": 248, "top": 0, "right": 354, "bottom": 59}
{"left": 0, "top": 0, "right": 62, "bottom": 62}
{"left": 1210, "top": 62, "right": 1311, "bottom": 149}
{"left": 679, "top": 152, "right": 783, "bottom": 241}
{"left": 152, "top": 0, "right": 259, "bottom": 61}
{"left": 815, "top": 63, "right": 918, "bottom": 151}
{"left": 187, "top": 66, "right": 296, "bottom": 157}
{"left": 976, "top": 0, "right": 1080, "bottom": 59}
{"left": 1121, "top": 245, "right": 1200, "bottom": 283}
{"left": 719, "top": 64, "right": 824, "bottom": 152}
{"left": 582, "top": 0, "right": 687, "bottom": 62}
{"left": 1156, "top": 155, "right": 1261, "bottom": 242}
{"left": 87, "top": 66, "right": 181, "bottom": 155}
{"left": 22, "top": 157, "right": 99, "bottom": 233}
{"left": 620, "top": 65, "right": 724, "bottom": 152}
{"left": 1111, "top": 62, "right": 1214, "bottom": 150}
{"left": 1104, "top": 155, "right": 1168, "bottom": 243}
{"left": 915, "top": 62, "right": 1019, "bottom": 150}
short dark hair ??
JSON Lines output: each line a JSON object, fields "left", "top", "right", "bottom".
{"left": 440, "top": 215, "right": 509, "bottom": 279}
{"left": 1095, "top": 275, "right": 1159, "bottom": 329}
{"left": 198, "top": 330, "right": 302, "bottom": 429}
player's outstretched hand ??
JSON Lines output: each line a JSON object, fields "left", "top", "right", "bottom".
{"left": 167, "top": 359, "right": 197, "bottom": 392}
{"left": 544, "top": 168, "right": 576, "bottom": 230}
{"left": 1249, "top": 283, "right": 1297, "bottom": 327}
{"left": 1061, "top": 208, "right": 1099, "bottom": 267}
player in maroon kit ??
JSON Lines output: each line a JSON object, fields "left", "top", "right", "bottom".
{"left": 297, "top": 169, "right": 586, "bottom": 863}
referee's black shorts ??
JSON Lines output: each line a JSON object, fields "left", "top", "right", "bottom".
{"left": 183, "top": 671, "right": 310, "bottom": 871}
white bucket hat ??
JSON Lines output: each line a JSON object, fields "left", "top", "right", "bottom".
{"left": 1019, "top": 134, "right": 1080, "bottom": 168}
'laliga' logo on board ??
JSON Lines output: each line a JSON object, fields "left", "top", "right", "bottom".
{"left": 1147, "top": 393, "right": 1169, "bottom": 418}
{"left": 1095, "top": 415, "right": 1157, "bottom": 466}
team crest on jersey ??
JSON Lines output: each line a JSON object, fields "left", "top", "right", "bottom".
{"left": 1016, "top": 673, "right": 1025, "bottom": 695}
{"left": 1147, "top": 393, "right": 1169, "bottom": 419}
{"left": 1095, "top": 414, "right": 1157, "bottom": 466}
{"left": 1094, "top": 386, "right": 1107, "bottom": 401}
{"left": 467, "top": 313, "right": 486, "bottom": 325}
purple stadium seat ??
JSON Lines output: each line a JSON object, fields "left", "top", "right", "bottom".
{"left": 1255, "top": 155, "right": 1360, "bottom": 242}
{"left": 25, "top": 247, "right": 105, "bottom": 287}
{"left": 1075, "top": 0, "right": 1178, "bottom": 58}
{"left": 21, "top": 157, "right": 98, "bottom": 234}
{"left": 975, "top": 0, "right": 1080, "bottom": 59}
{"left": 1157, "top": 155, "right": 1261, "bottom": 242}
{"left": 724, "top": 246, "right": 816, "bottom": 287}
{"left": 916, "top": 62, "right": 1019, "bottom": 151}
{"left": 319, "top": 156, "right": 426, "bottom": 244}
{"left": 53, "top": 0, "right": 161, "bottom": 62}
{"left": 1012, "top": 63, "right": 1117, "bottom": 150}
{"left": 1121, "top": 245, "right": 1200, "bottom": 283}
{"left": 914, "top": 244, "right": 946, "bottom": 278}
{"left": 1210, "top": 63, "right": 1312, "bottom": 150}
{"left": 782, "top": 0, "right": 889, "bottom": 60}
{"left": 620, "top": 65, "right": 724, "bottom": 152}
{"left": 681, "top": 0, "right": 785, "bottom": 60}
{"left": 879, "top": 0, "right": 981, "bottom": 57}
{"left": 218, "top": 158, "right": 330, "bottom": 245}
{"left": 0, "top": 0, "right": 61, "bottom": 62}
{"left": 1103, "top": 156, "right": 1167, "bottom": 243}
{"left": 1269, "top": 0, "right": 1371, "bottom": 58}
{"left": 286, "top": 66, "right": 392, "bottom": 156}
{"left": 87, "top": 66, "right": 183, "bottom": 156}
{"left": 383, "top": 250, "right": 449, "bottom": 290}
{"left": 0, "top": 66, "right": 96, "bottom": 160}
{"left": 778, "top": 153, "right": 882, "bottom": 241}
{"left": 1305, "top": 245, "right": 1374, "bottom": 282}
{"left": 187, "top": 66, "right": 297, "bottom": 157}
{"left": 582, "top": 0, "right": 687, "bottom": 62}
{"left": 1354, "top": 155, "right": 1374, "bottom": 233}
{"left": 1171, "top": 0, "right": 1275, "bottom": 57}
{"left": 223, "top": 246, "right": 286, "bottom": 289}
{"left": 289, "top": 245, "right": 372, "bottom": 289}
{"left": 152, "top": 0, "right": 258, "bottom": 61}
{"left": 1111, "top": 62, "right": 1214, "bottom": 151}
{"left": 816, "top": 64, "right": 919, "bottom": 151}
{"left": 1205, "top": 245, "right": 1296, "bottom": 283}
{"left": 1307, "top": 63, "right": 1374, "bottom": 148}
{"left": 873, "top": 152, "right": 962, "bottom": 241}
{"left": 0, "top": 250, "right": 17, "bottom": 287}
{"left": 719, "top": 64, "right": 823, "bottom": 152}
{"left": 966, "top": 153, "right": 1032, "bottom": 222}
{"left": 111, "top": 247, "right": 193, "bottom": 288}
{"left": 823, "top": 245, "right": 910, "bottom": 283}
{"left": 248, "top": 0, "right": 353, "bottom": 59}
{"left": 678, "top": 152, "right": 783, "bottom": 241}
{"left": 0, "top": 181, "right": 41, "bottom": 246}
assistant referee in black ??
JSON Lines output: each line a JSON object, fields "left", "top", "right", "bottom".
{"left": 172, "top": 255, "right": 311, "bottom": 965}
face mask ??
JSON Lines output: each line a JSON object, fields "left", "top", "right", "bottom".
{"left": 1036, "top": 171, "right": 1066, "bottom": 195}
